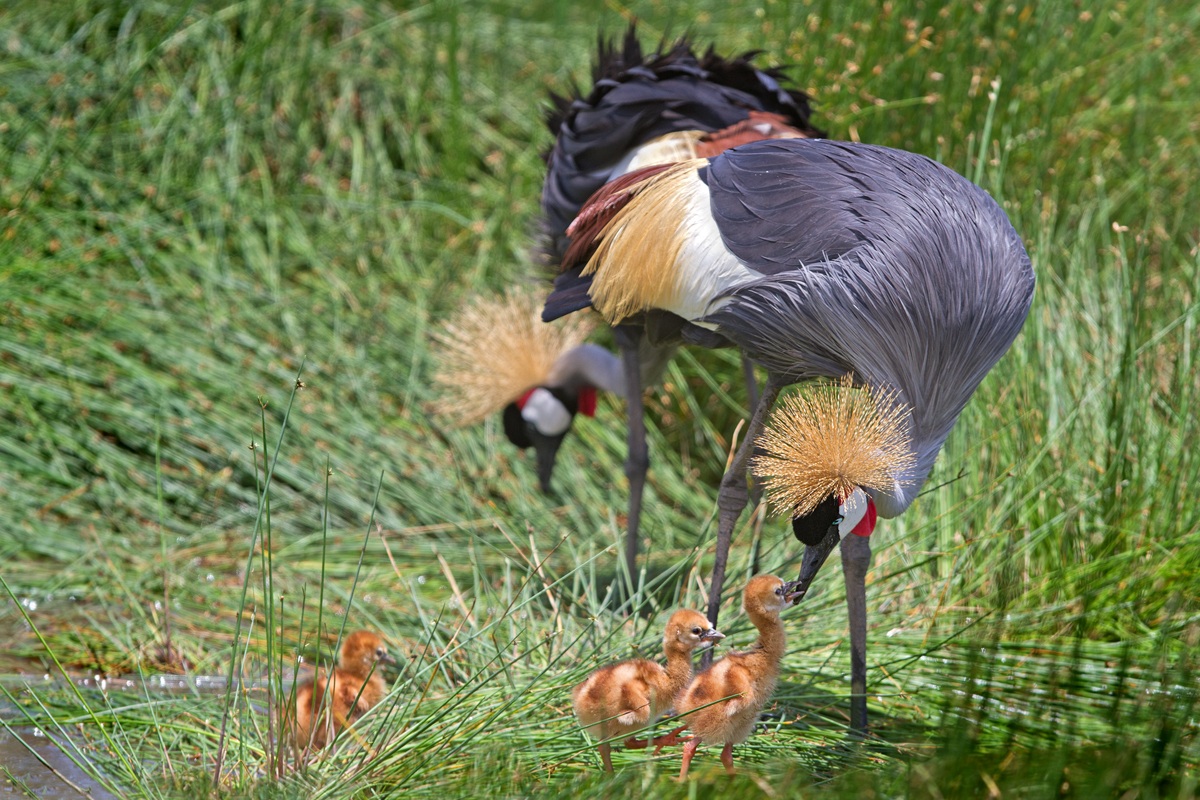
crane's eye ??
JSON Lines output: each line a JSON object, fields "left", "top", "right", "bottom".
{"left": 691, "top": 627, "right": 702, "bottom": 635}
{"left": 831, "top": 515, "right": 844, "bottom": 528}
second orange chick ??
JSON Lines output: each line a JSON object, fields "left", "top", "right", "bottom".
{"left": 573, "top": 609, "right": 724, "bottom": 771}
{"left": 674, "top": 575, "right": 796, "bottom": 779}
{"left": 289, "top": 630, "right": 396, "bottom": 752}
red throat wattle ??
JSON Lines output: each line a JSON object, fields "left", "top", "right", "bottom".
{"left": 852, "top": 497, "right": 877, "bottom": 537}
{"left": 515, "top": 388, "right": 536, "bottom": 410}
{"left": 578, "top": 386, "right": 597, "bottom": 417}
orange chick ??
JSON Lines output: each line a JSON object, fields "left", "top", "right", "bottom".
{"left": 573, "top": 609, "right": 724, "bottom": 771}
{"left": 289, "top": 630, "right": 395, "bottom": 751}
{"left": 674, "top": 575, "right": 796, "bottom": 779}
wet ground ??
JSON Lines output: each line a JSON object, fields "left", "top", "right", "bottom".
{"left": 0, "top": 724, "right": 115, "bottom": 799}
{"left": 0, "top": 672, "right": 277, "bottom": 798}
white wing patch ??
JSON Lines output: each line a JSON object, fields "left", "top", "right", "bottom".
{"left": 608, "top": 132, "right": 702, "bottom": 179}
{"left": 583, "top": 163, "right": 759, "bottom": 324}
{"left": 668, "top": 172, "right": 760, "bottom": 321}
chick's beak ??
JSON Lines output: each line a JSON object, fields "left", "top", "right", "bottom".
{"left": 379, "top": 652, "right": 398, "bottom": 667}
{"left": 783, "top": 525, "right": 840, "bottom": 605}
{"left": 701, "top": 628, "right": 725, "bottom": 642}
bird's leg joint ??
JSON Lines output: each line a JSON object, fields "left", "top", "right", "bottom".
{"left": 624, "top": 451, "right": 649, "bottom": 480}
{"left": 717, "top": 470, "right": 749, "bottom": 514}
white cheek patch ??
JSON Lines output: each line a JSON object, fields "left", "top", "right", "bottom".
{"left": 837, "top": 488, "right": 869, "bottom": 539}
{"left": 521, "top": 388, "right": 572, "bottom": 437}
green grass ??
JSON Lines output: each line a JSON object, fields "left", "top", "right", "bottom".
{"left": 1, "top": 0, "right": 1198, "bottom": 796}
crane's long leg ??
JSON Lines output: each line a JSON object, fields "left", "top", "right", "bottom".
{"left": 613, "top": 326, "right": 648, "bottom": 584}
{"left": 705, "top": 374, "right": 785, "bottom": 641}
{"left": 740, "top": 354, "right": 760, "bottom": 411}
{"left": 740, "top": 354, "right": 766, "bottom": 575}
{"left": 840, "top": 532, "right": 872, "bottom": 734}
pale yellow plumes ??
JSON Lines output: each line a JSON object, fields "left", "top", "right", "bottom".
{"left": 750, "top": 376, "right": 917, "bottom": 518}
{"left": 621, "top": 131, "right": 702, "bottom": 173}
{"left": 430, "top": 288, "right": 594, "bottom": 425}
{"left": 583, "top": 160, "right": 703, "bottom": 324}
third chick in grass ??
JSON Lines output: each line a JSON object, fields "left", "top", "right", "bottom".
{"left": 573, "top": 609, "right": 724, "bottom": 771}
{"left": 289, "top": 630, "right": 395, "bottom": 752}
{"left": 674, "top": 575, "right": 797, "bottom": 779}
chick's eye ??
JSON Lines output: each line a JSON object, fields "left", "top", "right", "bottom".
{"left": 376, "top": 648, "right": 385, "bottom": 657}
{"left": 691, "top": 627, "right": 701, "bottom": 635}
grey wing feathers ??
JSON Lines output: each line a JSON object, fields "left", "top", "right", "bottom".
{"left": 702, "top": 139, "right": 1035, "bottom": 511}
{"left": 700, "top": 139, "right": 930, "bottom": 272}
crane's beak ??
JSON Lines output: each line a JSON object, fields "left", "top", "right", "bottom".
{"left": 783, "top": 525, "right": 840, "bottom": 605}
{"left": 501, "top": 402, "right": 569, "bottom": 494}
{"left": 530, "top": 429, "right": 566, "bottom": 494}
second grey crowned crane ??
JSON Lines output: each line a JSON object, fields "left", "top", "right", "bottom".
{"left": 546, "top": 137, "right": 1035, "bottom": 730}
{"left": 435, "top": 28, "right": 823, "bottom": 583}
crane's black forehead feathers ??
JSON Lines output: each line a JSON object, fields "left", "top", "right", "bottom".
{"left": 792, "top": 494, "right": 841, "bottom": 545}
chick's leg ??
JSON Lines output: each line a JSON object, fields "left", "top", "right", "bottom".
{"left": 720, "top": 742, "right": 735, "bottom": 774}
{"left": 678, "top": 738, "right": 700, "bottom": 781}
{"left": 598, "top": 741, "right": 614, "bottom": 773}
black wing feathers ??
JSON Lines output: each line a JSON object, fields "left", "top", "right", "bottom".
{"left": 539, "top": 24, "right": 823, "bottom": 265}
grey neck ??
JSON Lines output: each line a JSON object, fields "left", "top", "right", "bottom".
{"left": 546, "top": 344, "right": 626, "bottom": 397}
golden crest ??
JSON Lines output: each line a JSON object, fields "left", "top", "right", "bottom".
{"left": 750, "top": 375, "right": 916, "bottom": 517}
{"left": 431, "top": 288, "right": 595, "bottom": 425}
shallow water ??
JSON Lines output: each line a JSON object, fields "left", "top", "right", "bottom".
{"left": 0, "top": 672, "right": 285, "bottom": 798}
{"left": 0, "top": 725, "right": 116, "bottom": 799}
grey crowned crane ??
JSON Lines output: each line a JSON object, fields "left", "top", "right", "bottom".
{"left": 546, "top": 137, "right": 1035, "bottom": 730}
{"left": 435, "top": 28, "right": 823, "bottom": 580}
